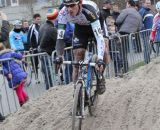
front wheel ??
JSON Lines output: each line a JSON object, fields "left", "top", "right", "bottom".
{"left": 72, "top": 83, "right": 84, "bottom": 130}
{"left": 88, "top": 89, "right": 98, "bottom": 116}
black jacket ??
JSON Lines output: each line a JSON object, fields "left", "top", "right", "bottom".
{"left": 27, "top": 23, "right": 40, "bottom": 48}
{"left": 100, "top": 9, "right": 112, "bottom": 21}
{"left": 39, "top": 20, "right": 57, "bottom": 56}
{"left": 0, "top": 20, "right": 9, "bottom": 42}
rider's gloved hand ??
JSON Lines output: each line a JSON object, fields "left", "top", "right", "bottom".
{"left": 96, "top": 59, "right": 106, "bottom": 73}
{"left": 55, "top": 56, "right": 63, "bottom": 64}
{"left": 29, "top": 48, "right": 33, "bottom": 53}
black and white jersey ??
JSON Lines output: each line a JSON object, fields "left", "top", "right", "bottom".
{"left": 57, "top": 0, "right": 106, "bottom": 60}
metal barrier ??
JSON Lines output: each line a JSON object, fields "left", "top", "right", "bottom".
{"left": 0, "top": 52, "right": 55, "bottom": 116}
{"left": 1, "top": 29, "right": 159, "bottom": 117}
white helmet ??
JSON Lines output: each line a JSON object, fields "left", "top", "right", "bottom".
{"left": 13, "top": 20, "right": 22, "bottom": 29}
{"left": 156, "top": 1, "right": 160, "bottom": 12}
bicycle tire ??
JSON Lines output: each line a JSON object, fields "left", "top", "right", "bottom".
{"left": 155, "top": 43, "right": 160, "bottom": 56}
{"left": 72, "top": 83, "right": 83, "bottom": 130}
{"left": 88, "top": 91, "right": 98, "bottom": 116}
{"left": 88, "top": 68, "right": 98, "bottom": 116}
{"left": 151, "top": 41, "right": 160, "bottom": 56}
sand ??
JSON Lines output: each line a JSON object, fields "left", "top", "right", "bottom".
{"left": 1, "top": 58, "right": 160, "bottom": 130}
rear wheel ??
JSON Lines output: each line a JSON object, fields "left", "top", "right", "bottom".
{"left": 72, "top": 83, "right": 84, "bottom": 130}
{"left": 155, "top": 43, "right": 160, "bottom": 56}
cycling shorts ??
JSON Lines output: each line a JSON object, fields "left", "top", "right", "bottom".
{"left": 72, "top": 24, "right": 95, "bottom": 49}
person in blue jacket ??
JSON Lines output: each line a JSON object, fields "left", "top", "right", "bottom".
{"left": 9, "top": 20, "right": 25, "bottom": 52}
{"left": 139, "top": 0, "right": 154, "bottom": 29}
{"left": 139, "top": 0, "right": 154, "bottom": 64}
{"left": 0, "top": 43, "right": 28, "bottom": 107}
{"left": 22, "top": 20, "right": 30, "bottom": 51}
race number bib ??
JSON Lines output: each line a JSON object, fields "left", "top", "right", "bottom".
{"left": 91, "top": 20, "right": 102, "bottom": 37}
{"left": 57, "top": 29, "right": 65, "bottom": 39}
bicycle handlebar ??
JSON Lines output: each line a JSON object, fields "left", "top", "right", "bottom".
{"left": 53, "top": 60, "right": 96, "bottom": 67}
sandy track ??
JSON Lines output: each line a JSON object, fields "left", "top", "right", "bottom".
{"left": 1, "top": 58, "right": 160, "bottom": 130}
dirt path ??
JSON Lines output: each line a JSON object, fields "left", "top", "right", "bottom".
{"left": 1, "top": 58, "right": 160, "bottom": 130}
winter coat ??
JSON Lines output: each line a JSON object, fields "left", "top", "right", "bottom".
{"left": 0, "top": 49, "right": 27, "bottom": 88}
{"left": 100, "top": 9, "right": 112, "bottom": 20}
{"left": 0, "top": 20, "right": 9, "bottom": 42}
{"left": 116, "top": 7, "right": 142, "bottom": 33}
{"left": 27, "top": 23, "right": 40, "bottom": 49}
{"left": 139, "top": 6, "right": 154, "bottom": 29}
{"left": 9, "top": 30, "right": 25, "bottom": 51}
{"left": 39, "top": 20, "right": 57, "bottom": 56}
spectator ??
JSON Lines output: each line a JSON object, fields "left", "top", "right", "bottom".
{"left": 101, "top": 0, "right": 114, "bottom": 21}
{"left": 139, "top": 0, "right": 154, "bottom": 63}
{"left": 106, "top": 16, "right": 122, "bottom": 76}
{"left": 116, "top": 0, "right": 142, "bottom": 73}
{"left": 39, "top": 8, "right": 58, "bottom": 90}
{"left": 27, "top": 13, "right": 41, "bottom": 82}
{"left": 0, "top": 11, "right": 9, "bottom": 122}
{"left": 100, "top": 0, "right": 114, "bottom": 33}
{"left": 116, "top": 0, "right": 142, "bottom": 34}
{"left": 112, "top": 3, "right": 120, "bottom": 21}
{"left": 134, "top": 0, "right": 141, "bottom": 10}
{"left": 22, "top": 20, "right": 30, "bottom": 51}
{"left": 9, "top": 20, "right": 25, "bottom": 53}
{"left": 0, "top": 12, "right": 9, "bottom": 48}
{"left": 139, "top": 0, "right": 154, "bottom": 29}
{"left": 0, "top": 43, "right": 28, "bottom": 107}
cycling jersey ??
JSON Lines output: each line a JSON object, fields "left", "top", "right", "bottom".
{"left": 56, "top": 0, "right": 105, "bottom": 60}
{"left": 150, "top": 13, "right": 160, "bottom": 41}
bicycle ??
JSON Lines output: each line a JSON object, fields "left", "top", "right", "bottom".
{"left": 55, "top": 54, "right": 101, "bottom": 130}
{"left": 53, "top": 38, "right": 102, "bottom": 130}
{"left": 62, "top": 60, "right": 98, "bottom": 130}
{"left": 150, "top": 40, "right": 160, "bottom": 56}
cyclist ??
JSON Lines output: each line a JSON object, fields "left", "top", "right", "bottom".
{"left": 150, "top": 1, "right": 160, "bottom": 43}
{"left": 56, "top": 0, "right": 109, "bottom": 94}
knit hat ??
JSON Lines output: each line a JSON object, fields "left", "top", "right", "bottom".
{"left": 46, "top": 8, "right": 59, "bottom": 20}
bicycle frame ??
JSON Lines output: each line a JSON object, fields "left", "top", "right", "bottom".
{"left": 75, "top": 61, "right": 95, "bottom": 118}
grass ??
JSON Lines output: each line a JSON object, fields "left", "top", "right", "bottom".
{"left": 129, "top": 61, "right": 145, "bottom": 71}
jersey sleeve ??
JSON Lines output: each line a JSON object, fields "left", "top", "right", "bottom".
{"left": 91, "top": 20, "right": 105, "bottom": 60}
{"left": 58, "top": 7, "right": 68, "bottom": 25}
{"left": 56, "top": 8, "right": 68, "bottom": 56}
{"left": 57, "top": 7, "right": 68, "bottom": 40}
{"left": 82, "top": 4, "right": 99, "bottom": 23}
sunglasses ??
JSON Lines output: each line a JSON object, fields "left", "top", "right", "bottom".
{"left": 65, "top": 4, "right": 77, "bottom": 8}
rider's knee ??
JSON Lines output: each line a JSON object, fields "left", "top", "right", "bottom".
{"left": 73, "top": 48, "right": 85, "bottom": 61}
